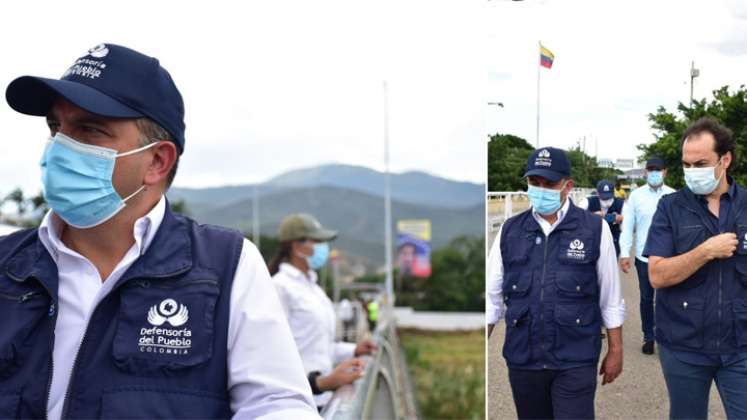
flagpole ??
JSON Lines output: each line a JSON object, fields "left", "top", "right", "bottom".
{"left": 536, "top": 41, "right": 541, "bottom": 149}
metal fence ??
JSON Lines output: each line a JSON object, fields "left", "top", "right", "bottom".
{"left": 322, "top": 309, "right": 419, "bottom": 420}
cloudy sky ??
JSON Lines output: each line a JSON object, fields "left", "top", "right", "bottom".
{"left": 0, "top": 1, "right": 486, "bottom": 195}
{"left": 487, "top": 0, "right": 747, "bottom": 165}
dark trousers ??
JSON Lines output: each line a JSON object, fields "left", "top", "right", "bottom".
{"left": 634, "top": 258, "right": 655, "bottom": 342}
{"left": 508, "top": 365, "right": 597, "bottom": 419}
{"left": 660, "top": 345, "right": 747, "bottom": 419}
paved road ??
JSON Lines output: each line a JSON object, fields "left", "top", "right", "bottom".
{"left": 488, "top": 264, "right": 727, "bottom": 419}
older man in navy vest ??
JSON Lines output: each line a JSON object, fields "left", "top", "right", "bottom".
{"left": 488, "top": 147, "right": 626, "bottom": 419}
{"left": 0, "top": 44, "right": 319, "bottom": 419}
{"left": 645, "top": 117, "right": 747, "bottom": 419}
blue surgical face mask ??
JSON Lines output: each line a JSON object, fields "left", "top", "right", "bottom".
{"left": 647, "top": 170, "right": 663, "bottom": 187}
{"left": 684, "top": 159, "right": 724, "bottom": 195}
{"left": 527, "top": 182, "right": 566, "bottom": 215}
{"left": 40, "top": 132, "right": 157, "bottom": 228}
{"left": 305, "top": 242, "right": 330, "bottom": 270}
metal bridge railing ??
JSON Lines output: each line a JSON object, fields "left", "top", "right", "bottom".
{"left": 322, "top": 309, "right": 418, "bottom": 420}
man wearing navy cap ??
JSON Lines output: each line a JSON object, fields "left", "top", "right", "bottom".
{"left": 0, "top": 44, "right": 319, "bottom": 419}
{"left": 580, "top": 180, "right": 625, "bottom": 257}
{"left": 644, "top": 118, "right": 747, "bottom": 419}
{"left": 487, "top": 147, "right": 625, "bottom": 419}
{"left": 618, "top": 156, "right": 675, "bottom": 356}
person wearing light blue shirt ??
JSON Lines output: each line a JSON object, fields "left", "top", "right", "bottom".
{"left": 619, "top": 157, "right": 675, "bottom": 355}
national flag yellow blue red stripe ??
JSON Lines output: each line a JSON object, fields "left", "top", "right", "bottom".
{"left": 540, "top": 45, "right": 554, "bottom": 69}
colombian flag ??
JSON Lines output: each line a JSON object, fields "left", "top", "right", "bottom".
{"left": 540, "top": 45, "right": 554, "bottom": 69}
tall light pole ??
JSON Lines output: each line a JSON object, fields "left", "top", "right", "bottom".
{"left": 383, "top": 81, "right": 394, "bottom": 307}
{"left": 252, "top": 183, "right": 260, "bottom": 248}
{"left": 690, "top": 61, "right": 700, "bottom": 106}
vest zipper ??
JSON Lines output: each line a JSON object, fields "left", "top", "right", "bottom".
{"left": 60, "top": 266, "right": 191, "bottom": 418}
{"left": 45, "top": 304, "right": 57, "bottom": 420}
{"left": 540, "top": 233, "right": 549, "bottom": 369}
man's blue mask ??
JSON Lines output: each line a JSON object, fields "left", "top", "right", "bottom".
{"left": 40, "top": 132, "right": 157, "bottom": 228}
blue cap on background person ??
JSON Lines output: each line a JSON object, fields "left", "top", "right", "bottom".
{"left": 645, "top": 156, "right": 666, "bottom": 170}
{"left": 596, "top": 180, "right": 615, "bottom": 200}
{"left": 523, "top": 147, "right": 571, "bottom": 182}
{"left": 5, "top": 43, "right": 186, "bottom": 154}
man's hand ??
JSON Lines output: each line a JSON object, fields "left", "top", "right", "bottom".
{"left": 619, "top": 257, "right": 632, "bottom": 274}
{"left": 354, "top": 339, "right": 378, "bottom": 356}
{"left": 599, "top": 347, "right": 623, "bottom": 385}
{"left": 700, "top": 233, "right": 738, "bottom": 260}
{"left": 594, "top": 210, "right": 605, "bottom": 217}
{"left": 614, "top": 213, "right": 623, "bottom": 224}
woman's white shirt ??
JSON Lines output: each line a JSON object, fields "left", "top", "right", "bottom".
{"left": 273, "top": 263, "right": 356, "bottom": 406}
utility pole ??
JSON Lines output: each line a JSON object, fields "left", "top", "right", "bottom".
{"left": 383, "top": 81, "right": 394, "bottom": 307}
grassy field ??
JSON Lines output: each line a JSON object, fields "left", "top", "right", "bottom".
{"left": 399, "top": 329, "right": 485, "bottom": 420}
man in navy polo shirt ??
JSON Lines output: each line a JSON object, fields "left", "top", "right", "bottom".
{"left": 487, "top": 147, "right": 626, "bottom": 419}
{"left": 645, "top": 117, "right": 747, "bottom": 419}
{"left": 580, "top": 180, "right": 625, "bottom": 257}
{"left": 0, "top": 44, "right": 319, "bottom": 419}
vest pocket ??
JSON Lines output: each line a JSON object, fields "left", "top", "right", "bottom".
{"left": 502, "top": 271, "right": 532, "bottom": 298}
{"left": 555, "top": 270, "right": 596, "bottom": 298}
{"left": 0, "top": 285, "right": 50, "bottom": 378}
{"left": 101, "top": 387, "right": 231, "bottom": 419}
{"left": 553, "top": 303, "right": 600, "bottom": 362}
{"left": 733, "top": 299, "right": 747, "bottom": 347}
{"left": 667, "top": 298, "right": 705, "bottom": 348}
{"left": 502, "top": 304, "right": 531, "bottom": 365}
{"left": 0, "top": 391, "right": 20, "bottom": 419}
{"left": 735, "top": 260, "right": 747, "bottom": 288}
{"left": 736, "top": 226, "right": 747, "bottom": 255}
{"left": 113, "top": 279, "right": 220, "bottom": 374}
{"left": 674, "top": 225, "right": 706, "bottom": 255}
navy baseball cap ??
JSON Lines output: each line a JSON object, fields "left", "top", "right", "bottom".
{"left": 645, "top": 156, "right": 666, "bottom": 170}
{"left": 524, "top": 147, "right": 571, "bottom": 182}
{"left": 596, "top": 180, "right": 615, "bottom": 200}
{"left": 5, "top": 43, "right": 186, "bottom": 154}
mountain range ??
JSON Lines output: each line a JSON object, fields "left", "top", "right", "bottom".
{"left": 168, "top": 164, "right": 484, "bottom": 268}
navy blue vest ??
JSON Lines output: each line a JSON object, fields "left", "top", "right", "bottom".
{"left": 586, "top": 196, "right": 623, "bottom": 241}
{"left": 0, "top": 204, "right": 244, "bottom": 419}
{"left": 500, "top": 202, "right": 603, "bottom": 369}
{"left": 654, "top": 186, "right": 747, "bottom": 354}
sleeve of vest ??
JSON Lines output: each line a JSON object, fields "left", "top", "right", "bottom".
{"left": 486, "top": 225, "right": 505, "bottom": 325}
{"left": 227, "top": 239, "right": 321, "bottom": 419}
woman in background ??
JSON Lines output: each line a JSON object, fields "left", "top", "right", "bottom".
{"left": 269, "top": 213, "right": 377, "bottom": 410}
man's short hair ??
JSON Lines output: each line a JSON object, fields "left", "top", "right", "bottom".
{"left": 682, "top": 117, "right": 736, "bottom": 171}
{"left": 135, "top": 118, "right": 179, "bottom": 188}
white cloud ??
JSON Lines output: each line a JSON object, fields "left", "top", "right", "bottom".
{"left": 486, "top": 0, "right": 747, "bottom": 164}
{"left": 0, "top": 0, "right": 486, "bottom": 195}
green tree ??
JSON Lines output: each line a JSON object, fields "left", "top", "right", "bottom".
{"left": 5, "top": 188, "right": 27, "bottom": 217}
{"left": 638, "top": 85, "right": 747, "bottom": 188}
{"left": 488, "top": 133, "right": 620, "bottom": 191}
{"left": 487, "top": 134, "right": 534, "bottom": 191}
{"left": 169, "top": 199, "right": 190, "bottom": 216}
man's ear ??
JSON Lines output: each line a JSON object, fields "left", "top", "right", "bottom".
{"left": 143, "top": 141, "right": 178, "bottom": 187}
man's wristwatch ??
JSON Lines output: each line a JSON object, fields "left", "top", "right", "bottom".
{"left": 308, "top": 371, "right": 323, "bottom": 395}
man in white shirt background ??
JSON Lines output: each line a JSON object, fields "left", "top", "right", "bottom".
{"left": 0, "top": 43, "right": 319, "bottom": 419}
{"left": 619, "top": 157, "right": 675, "bottom": 355}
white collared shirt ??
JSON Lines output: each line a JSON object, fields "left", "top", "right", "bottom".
{"left": 487, "top": 198, "right": 626, "bottom": 328}
{"left": 619, "top": 184, "right": 676, "bottom": 262}
{"left": 272, "top": 263, "right": 357, "bottom": 407}
{"left": 38, "top": 196, "right": 320, "bottom": 420}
